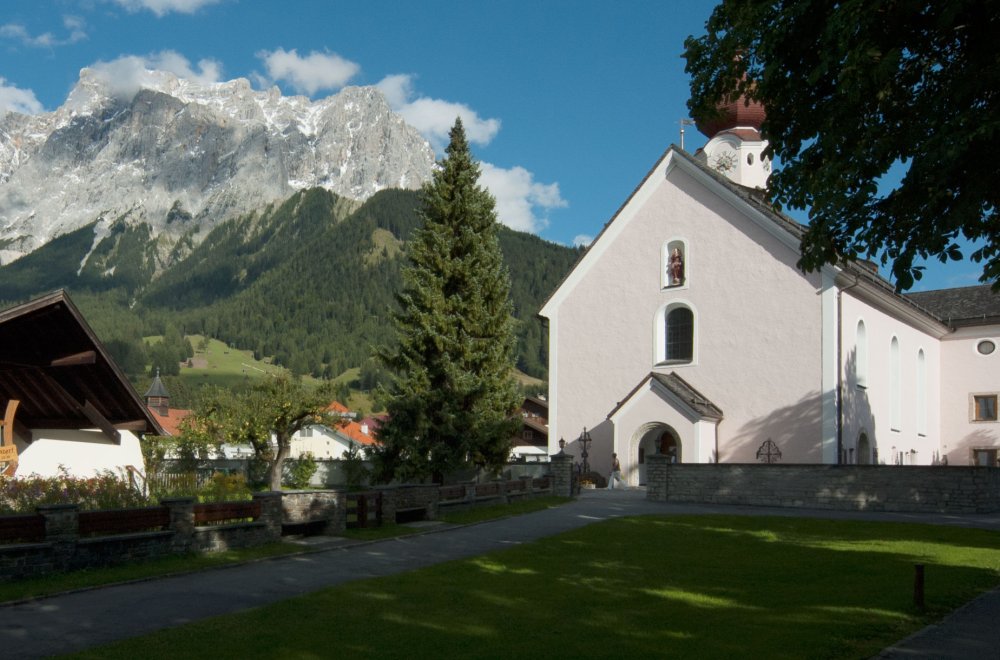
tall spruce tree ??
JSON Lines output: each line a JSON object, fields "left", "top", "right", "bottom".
{"left": 374, "top": 118, "right": 521, "bottom": 483}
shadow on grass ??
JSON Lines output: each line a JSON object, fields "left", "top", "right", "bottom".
{"left": 72, "top": 515, "right": 1000, "bottom": 660}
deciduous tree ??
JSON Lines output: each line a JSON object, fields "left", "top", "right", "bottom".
{"left": 684, "top": 0, "right": 1000, "bottom": 289}
{"left": 182, "top": 378, "right": 336, "bottom": 491}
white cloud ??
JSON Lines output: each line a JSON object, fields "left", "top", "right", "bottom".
{"left": 572, "top": 234, "right": 593, "bottom": 247}
{"left": 480, "top": 163, "right": 567, "bottom": 234}
{"left": 0, "top": 16, "right": 87, "bottom": 47}
{"left": 375, "top": 74, "right": 554, "bottom": 233}
{"left": 256, "top": 48, "right": 360, "bottom": 96}
{"left": 0, "top": 77, "right": 43, "bottom": 115}
{"left": 87, "top": 51, "right": 223, "bottom": 100}
{"left": 376, "top": 74, "right": 412, "bottom": 109}
{"left": 110, "top": 0, "right": 223, "bottom": 16}
{"left": 377, "top": 73, "right": 500, "bottom": 152}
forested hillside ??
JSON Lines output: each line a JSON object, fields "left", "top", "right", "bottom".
{"left": 0, "top": 188, "right": 581, "bottom": 386}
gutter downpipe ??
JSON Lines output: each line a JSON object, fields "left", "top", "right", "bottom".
{"left": 837, "top": 275, "right": 861, "bottom": 465}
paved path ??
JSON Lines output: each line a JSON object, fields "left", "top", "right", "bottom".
{"left": 2, "top": 489, "right": 1000, "bottom": 658}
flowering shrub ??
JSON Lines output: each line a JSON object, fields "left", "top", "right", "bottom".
{"left": 0, "top": 467, "right": 148, "bottom": 514}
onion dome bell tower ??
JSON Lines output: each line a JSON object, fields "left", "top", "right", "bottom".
{"left": 694, "top": 94, "right": 770, "bottom": 190}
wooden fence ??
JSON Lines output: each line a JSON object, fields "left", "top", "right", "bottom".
{"left": 346, "top": 491, "right": 382, "bottom": 529}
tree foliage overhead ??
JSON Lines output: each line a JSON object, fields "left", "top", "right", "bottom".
{"left": 684, "top": 0, "right": 1000, "bottom": 290}
{"left": 374, "top": 119, "right": 522, "bottom": 483}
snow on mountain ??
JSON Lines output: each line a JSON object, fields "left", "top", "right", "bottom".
{"left": 0, "top": 68, "right": 435, "bottom": 266}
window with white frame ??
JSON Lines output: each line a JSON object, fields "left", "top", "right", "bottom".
{"left": 890, "top": 336, "right": 901, "bottom": 431}
{"left": 654, "top": 301, "right": 696, "bottom": 365}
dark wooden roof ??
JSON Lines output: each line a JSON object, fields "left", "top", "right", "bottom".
{"left": 905, "top": 285, "right": 1000, "bottom": 328}
{"left": 0, "top": 291, "right": 163, "bottom": 441}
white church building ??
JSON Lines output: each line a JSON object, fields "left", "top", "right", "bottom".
{"left": 541, "top": 97, "right": 1000, "bottom": 486}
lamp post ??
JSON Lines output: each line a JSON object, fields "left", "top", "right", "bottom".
{"left": 558, "top": 437, "right": 566, "bottom": 453}
{"left": 578, "top": 427, "right": 592, "bottom": 475}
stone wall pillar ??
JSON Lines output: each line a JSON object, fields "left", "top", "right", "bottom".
{"left": 645, "top": 454, "right": 669, "bottom": 501}
{"left": 161, "top": 497, "right": 195, "bottom": 554}
{"left": 253, "top": 492, "right": 283, "bottom": 542}
{"left": 37, "top": 503, "right": 78, "bottom": 572}
{"left": 323, "top": 490, "right": 347, "bottom": 535}
{"left": 550, "top": 452, "right": 575, "bottom": 498}
{"left": 380, "top": 487, "right": 398, "bottom": 525}
{"left": 423, "top": 485, "right": 440, "bottom": 521}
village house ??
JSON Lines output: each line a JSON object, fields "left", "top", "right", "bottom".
{"left": 510, "top": 396, "right": 549, "bottom": 461}
{"left": 289, "top": 401, "right": 378, "bottom": 460}
{"left": 540, "top": 96, "right": 1000, "bottom": 486}
{"left": 0, "top": 291, "right": 163, "bottom": 478}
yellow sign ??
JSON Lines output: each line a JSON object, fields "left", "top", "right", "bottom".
{"left": 0, "top": 445, "right": 17, "bottom": 462}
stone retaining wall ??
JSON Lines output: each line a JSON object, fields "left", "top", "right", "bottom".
{"left": 0, "top": 493, "right": 282, "bottom": 582}
{"left": 645, "top": 456, "right": 1000, "bottom": 513}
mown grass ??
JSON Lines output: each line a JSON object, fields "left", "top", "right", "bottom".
{"left": 438, "top": 496, "right": 570, "bottom": 525}
{"left": 0, "top": 542, "right": 302, "bottom": 604}
{"left": 337, "top": 496, "right": 571, "bottom": 540}
{"left": 67, "top": 516, "right": 1000, "bottom": 659}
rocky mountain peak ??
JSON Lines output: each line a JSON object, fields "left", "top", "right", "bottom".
{"left": 0, "top": 68, "right": 436, "bottom": 267}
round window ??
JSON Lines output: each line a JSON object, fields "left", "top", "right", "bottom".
{"left": 977, "top": 340, "right": 996, "bottom": 355}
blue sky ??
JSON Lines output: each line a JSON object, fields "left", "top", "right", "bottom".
{"left": 0, "top": 0, "right": 982, "bottom": 291}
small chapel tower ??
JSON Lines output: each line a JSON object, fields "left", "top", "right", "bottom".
{"left": 144, "top": 370, "right": 170, "bottom": 416}
{"left": 694, "top": 94, "right": 770, "bottom": 189}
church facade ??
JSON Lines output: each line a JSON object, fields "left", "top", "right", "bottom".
{"left": 541, "top": 103, "right": 999, "bottom": 485}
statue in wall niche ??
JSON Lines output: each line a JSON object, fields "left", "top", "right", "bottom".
{"left": 668, "top": 248, "right": 685, "bottom": 286}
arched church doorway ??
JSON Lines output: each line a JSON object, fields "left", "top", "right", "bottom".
{"left": 857, "top": 432, "right": 871, "bottom": 465}
{"left": 630, "top": 423, "right": 681, "bottom": 486}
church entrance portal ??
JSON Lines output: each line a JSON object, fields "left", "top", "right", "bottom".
{"left": 631, "top": 423, "right": 681, "bottom": 486}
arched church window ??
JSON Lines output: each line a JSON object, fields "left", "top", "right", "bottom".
{"left": 917, "top": 349, "right": 927, "bottom": 436}
{"left": 855, "top": 320, "right": 868, "bottom": 388}
{"left": 666, "top": 306, "right": 694, "bottom": 363}
{"left": 890, "top": 336, "right": 901, "bottom": 431}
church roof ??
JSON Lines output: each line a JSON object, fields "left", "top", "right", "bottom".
{"left": 696, "top": 94, "right": 766, "bottom": 139}
{"left": 144, "top": 373, "right": 169, "bottom": 398}
{"left": 608, "top": 371, "right": 723, "bottom": 422}
{"left": 650, "top": 372, "right": 724, "bottom": 420}
{"left": 905, "top": 285, "right": 1000, "bottom": 328}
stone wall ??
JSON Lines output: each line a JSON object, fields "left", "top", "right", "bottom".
{"left": 0, "top": 493, "right": 282, "bottom": 582}
{"left": 645, "top": 456, "right": 1000, "bottom": 513}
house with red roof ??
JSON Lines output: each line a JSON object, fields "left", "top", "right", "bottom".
{"left": 290, "top": 401, "right": 378, "bottom": 460}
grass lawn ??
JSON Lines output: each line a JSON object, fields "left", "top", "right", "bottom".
{"left": 67, "top": 515, "right": 1000, "bottom": 659}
